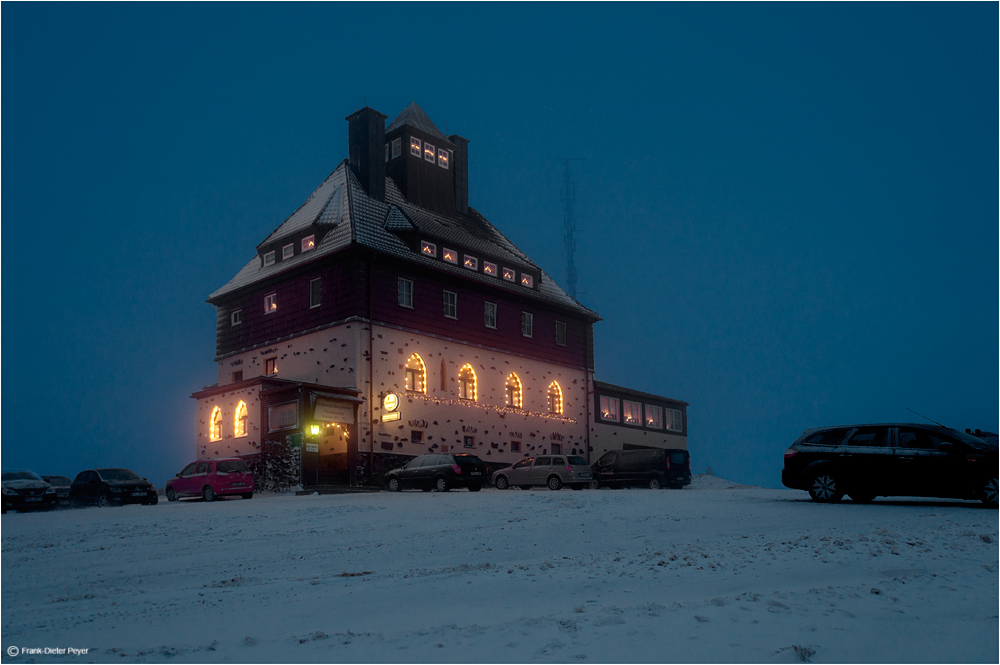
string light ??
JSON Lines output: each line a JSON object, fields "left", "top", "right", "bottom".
{"left": 407, "top": 392, "right": 577, "bottom": 425}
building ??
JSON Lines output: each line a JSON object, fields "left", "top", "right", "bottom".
{"left": 191, "top": 103, "right": 687, "bottom": 488}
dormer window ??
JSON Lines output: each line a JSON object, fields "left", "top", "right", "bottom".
{"left": 437, "top": 149, "right": 450, "bottom": 169}
{"left": 231, "top": 309, "right": 242, "bottom": 326}
{"left": 483, "top": 261, "right": 497, "bottom": 277}
{"left": 442, "top": 248, "right": 458, "bottom": 265}
{"left": 502, "top": 268, "right": 515, "bottom": 282}
{"left": 420, "top": 241, "right": 437, "bottom": 257}
{"left": 520, "top": 274, "right": 534, "bottom": 288}
{"left": 463, "top": 255, "right": 478, "bottom": 271}
{"left": 263, "top": 251, "right": 275, "bottom": 267}
{"left": 424, "top": 142, "right": 436, "bottom": 162}
{"left": 392, "top": 137, "right": 401, "bottom": 158}
{"left": 282, "top": 244, "right": 294, "bottom": 260}
{"left": 301, "top": 235, "right": 315, "bottom": 252}
{"left": 410, "top": 137, "right": 422, "bottom": 156}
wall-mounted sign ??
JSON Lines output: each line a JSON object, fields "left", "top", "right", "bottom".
{"left": 383, "top": 392, "right": 399, "bottom": 412}
{"left": 305, "top": 443, "right": 319, "bottom": 453}
{"left": 287, "top": 433, "right": 303, "bottom": 448}
{"left": 382, "top": 412, "right": 401, "bottom": 422}
{"left": 315, "top": 398, "right": 353, "bottom": 425}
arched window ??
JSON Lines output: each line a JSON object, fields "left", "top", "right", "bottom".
{"left": 505, "top": 373, "right": 522, "bottom": 408}
{"left": 405, "top": 353, "right": 427, "bottom": 393}
{"left": 234, "top": 401, "right": 248, "bottom": 438}
{"left": 210, "top": 406, "right": 222, "bottom": 441}
{"left": 547, "top": 381, "right": 563, "bottom": 415}
{"left": 458, "top": 363, "right": 477, "bottom": 401}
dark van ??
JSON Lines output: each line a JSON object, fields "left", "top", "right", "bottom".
{"left": 591, "top": 448, "right": 691, "bottom": 489}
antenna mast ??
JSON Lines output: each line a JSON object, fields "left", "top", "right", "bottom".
{"left": 558, "top": 158, "right": 585, "bottom": 299}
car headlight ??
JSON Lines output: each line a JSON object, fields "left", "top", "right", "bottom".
{"left": 2, "top": 488, "right": 17, "bottom": 496}
{"left": 44, "top": 487, "right": 55, "bottom": 494}
{"left": 109, "top": 487, "right": 124, "bottom": 493}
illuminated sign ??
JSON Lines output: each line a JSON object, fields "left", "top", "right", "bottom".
{"left": 382, "top": 412, "right": 401, "bottom": 422}
{"left": 383, "top": 393, "right": 399, "bottom": 412}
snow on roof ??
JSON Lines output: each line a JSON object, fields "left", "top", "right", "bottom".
{"left": 385, "top": 102, "right": 452, "bottom": 144}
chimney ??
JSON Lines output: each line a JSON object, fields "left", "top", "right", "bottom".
{"left": 449, "top": 134, "right": 469, "bottom": 215}
{"left": 346, "top": 107, "right": 388, "bottom": 202}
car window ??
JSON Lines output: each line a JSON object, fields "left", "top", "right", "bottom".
{"left": 512, "top": 458, "right": 533, "bottom": 469}
{"left": 88, "top": 471, "right": 101, "bottom": 483}
{"left": 568, "top": 456, "right": 588, "bottom": 466}
{"left": 552, "top": 457, "right": 566, "bottom": 466}
{"left": 669, "top": 451, "right": 687, "bottom": 465}
{"left": 98, "top": 469, "right": 142, "bottom": 482}
{"left": 535, "top": 456, "right": 552, "bottom": 466}
{"left": 217, "top": 460, "right": 249, "bottom": 473}
{"left": 453, "top": 454, "right": 483, "bottom": 464}
{"left": 803, "top": 428, "right": 851, "bottom": 445}
{"left": 179, "top": 463, "right": 198, "bottom": 476}
{"left": 195, "top": 462, "right": 210, "bottom": 474}
{"left": 847, "top": 427, "right": 888, "bottom": 447}
{"left": 73, "top": 471, "right": 89, "bottom": 483}
{"left": 898, "top": 428, "right": 959, "bottom": 451}
{"left": 3, "top": 471, "right": 39, "bottom": 481}
{"left": 405, "top": 457, "right": 425, "bottom": 469}
{"left": 598, "top": 452, "right": 616, "bottom": 465}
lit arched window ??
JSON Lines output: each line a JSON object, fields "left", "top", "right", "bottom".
{"left": 505, "top": 373, "right": 522, "bottom": 408}
{"left": 405, "top": 353, "right": 427, "bottom": 393}
{"left": 547, "top": 381, "right": 563, "bottom": 415}
{"left": 234, "top": 401, "right": 248, "bottom": 438}
{"left": 458, "top": 363, "right": 477, "bottom": 401}
{"left": 210, "top": 406, "right": 222, "bottom": 441}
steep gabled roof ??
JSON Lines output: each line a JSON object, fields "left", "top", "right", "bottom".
{"left": 385, "top": 102, "right": 452, "bottom": 143}
{"left": 209, "top": 161, "right": 600, "bottom": 320}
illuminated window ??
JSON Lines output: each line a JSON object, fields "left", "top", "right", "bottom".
{"left": 458, "top": 364, "right": 477, "bottom": 401}
{"left": 438, "top": 149, "right": 449, "bottom": 169}
{"left": 264, "top": 357, "right": 277, "bottom": 375}
{"left": 392, "top": 138, "right": 401, "bottom": 158}
{"left": 263, "top": 251, "right": 275, "bottom": 267}
{"left": 547, "top": 381, "right": 563, "bottom": 415}
{"left": 282, "top": 243, "right": 294, "bottom": 260}
{"left": 600, "top": 396, "right": 619, "bottom": 422}
{"left": 405, "top": 353, "right": 426, "bottom": 393}
{"left": 398, "top": 278, "right": 413, "bottom": 308}
{"left": 484, "top": 301, "right": 497, "bottom": 329}
{"left": 443, "top": 290, "right": 457, "bottom": 319}
{"left": 209, "top": 407, "right": 222, "bottom": 441}
{"left": 234, "top": 401, "right": 248, "bottom": 438}
{"left": 463, "top": 255, "right": 478, "bottom": 271}
{"left": 556, "top": 321, "right": 567, "bottom": 346}
{"left": 264, "top": 293, "right": 277, "bottom": 314}
{"left": 521, "top": 274, "right": 534, "bottom": 288}
{"left": 645, "top": 404, "right": 663, "bottom": 429}
{"left": 301, "top": 235, "right": 315, "bottom": 252}
{"left": 502, "top": 268, "right": 515, "bottom": 282}
{"left": 521, "top": 311, "right": 533, "bottom": 337}
{"left": 231, "top": 309, "right": 242, "bottom": 326}
{"left": 623, "top": 400, "right": 642, "bottom": 425}
{"left": 420, "top": 241, "right": 437, "bottom": 257}
{"left": 667, "top": 408, "right": 684, "bottom": 432}
{"left": 309, "top": 278, "right": 322, "bottom": 308}
{"left": 505, "top": 374, "right": 523, "bottom": 408}
{"left": 483, "top": 261, "right": 497, "bottom": 276}
{"left": 424, "top": 142, "right": 436, "bottom": 162}
{"left": 442, "top": 248, "right": 458, "bottom": 264}
{"left": 410, "top": 137, "right": 422, "bottom": 156}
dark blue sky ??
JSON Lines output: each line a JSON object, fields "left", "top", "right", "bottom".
{"left": 3, "top": 3, "right": 996, "bottom": 488}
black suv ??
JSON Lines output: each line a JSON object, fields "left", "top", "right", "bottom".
{"left": 385, "top": 453, "right": 488, "bottom": 492}
{"left": 591, "top": 448, "right": 691, "bottom": 489}
{"left": 781, "top": 423, "right": 998, "bottom": 506}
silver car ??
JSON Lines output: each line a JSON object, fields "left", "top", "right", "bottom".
{"left": 492, "top": 455, "right": 592, "bottom": 490}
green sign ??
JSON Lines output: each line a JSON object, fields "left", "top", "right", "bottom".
{"left": 287, "top": 433, "right": 304, "bottom": 448}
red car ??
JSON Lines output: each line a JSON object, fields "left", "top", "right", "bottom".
{"left": 165, "top": 458, "right": 255, "bottom": 502}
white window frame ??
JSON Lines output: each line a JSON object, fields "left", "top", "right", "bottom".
{"left": 231, "top": 309, "right": 242, "bottom": 326}
{"left": 282, "top": 243, "right": 294, "bottom": 260}
{"left": 424, "top": 142, "right": 436, "bottom": 162}
{"left": 502, "top": 268, "right": 516, "bottom": 282}
{"left": 623, "top": 400, "right": 642, "bottom": 425}
{"left": 483, "top": 261, "right": 498, "bottom": 277}
{"left": 443, "top": 290, "right": 457, "bottom": 319}
{"left": 301, "top": 235, "right": 315, "bottom": 252}
{"left": 521, "top": 311, "right": 533, "bottom": 338}
{"left": 556, "top": 320, "right": 567, "bottom": 346}
{"left": 410, "top": 137, "right": 422, "bottom": 156}
{"left": 667, "top": 408, "right": 684, "bottom": 432}
{"left": 267, "top": 401, "right": 297, "bottom": 431}
{"left": 309, "top": 278, "right": 322, "bottom": 309}
{"left": 398, "top": 277, "right": 414, "bottom": 309}
{"left": 484, "top": 301, "right": 497, "bottom": 329}
{"left": 264, "top": 293, "right": 277, "bottom": 314}
{"left": 463, "top": 255, "right": 478, "bottom": 271}
{"left": 420, "top": 240, "right": 437, "bottom": 257}
{"left": 645, "top": 404, "right": 663, "bottom": 429}
{"left": 600, "top": 396, "right": 620, "bottom": 422}
{"left": 392, "top": 137, "right": 401, "bottom": 158}
{"left": 263, "top": 251, "right": 275, "bottom": 267}
{"left": 520, "top": 274, "right": 534, "bottom": 288}
{"left": 437, "top": 148, "right": 450, "bottom": 169}
{"left": 442, "top": 248, "right": 459, "bottom": 265}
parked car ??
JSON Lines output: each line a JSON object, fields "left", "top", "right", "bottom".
{"left": 492, "top": 455, "right": 592, "bottom": 490}
{"left": 781, "top": 423, "right": 999, "bottom": 506}
{"left": 591, "top": 448, "right": 692, "bottom": 489}
{"left": 2, "top": 470, "right": 57, "bottom": 513}
{"left": 385, "top": 453, "right": 488, "bottom": 492}
{"left": 165, "top": 458, "right": 255, "bottom": 502}
{"left": 41, "top": 475, "right": 73, "bottom": 504}
{"left": 69, "top": 469, "right": 158, "bottom": 507}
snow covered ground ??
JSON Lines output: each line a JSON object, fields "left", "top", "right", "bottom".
{"left": 2, "top": 477, "right": 997, "bottom": 663}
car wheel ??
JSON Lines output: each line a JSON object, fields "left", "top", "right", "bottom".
{"left": 648, "top": 476, "right": 662, "bottom": 490}
{"left": 495, "top": 476, "right": 509, "bottom": 490}
{"left": 807, "top": 473, "right": 843, "bottom": 503}
{"left": 242, "top": 493, "right": 253, "bottom": 500}
{"left": 387, "top": 477, "right": 401, "bottom": 492}
{"left": 203, "top": 486, "right": 216, "bottom": 502}
{"left": 547, "top": 476, "right": 563, "bottom": 491}
{"left": 434, "top": 476, "right": 449, "bottom": 492}
{"left": 97, "top": 494, "right": 111, "bottom": 508}
{"left": 468, "top": 484, "right": 481, "bottom": 492}
{"left": 849, "top": 491, "right": 876, "bottom": 504}
{"left": 982, "top": 477, "right": 999, "bottom": 507}
{"left": 166, "top": 488, "right": 177, "bottom": 502}
{"left": 589, "top": 479, "right": 600, "bottom": 490}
